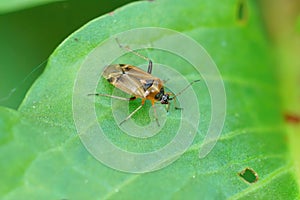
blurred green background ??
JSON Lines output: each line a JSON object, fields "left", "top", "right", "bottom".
{"left": 0, "top": 0, "right": 136, "bottom": 109}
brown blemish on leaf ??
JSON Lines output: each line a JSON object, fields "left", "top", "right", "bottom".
{"left": 284, "top": 113, "right": 300, "bottom": 124}
{"left": 238, "top": 167, "right": 258, "bottom": 184}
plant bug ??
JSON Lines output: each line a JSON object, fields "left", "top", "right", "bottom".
{"left": 89, "top": 39, "right": 200, "bottom": 126}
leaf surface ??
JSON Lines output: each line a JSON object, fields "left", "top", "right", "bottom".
{"left": 0, "top": 0, "right": 299, "bottom": 199}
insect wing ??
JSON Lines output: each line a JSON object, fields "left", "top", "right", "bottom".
{"left": 103, "top": 64, "right": 160, "bottom": 98}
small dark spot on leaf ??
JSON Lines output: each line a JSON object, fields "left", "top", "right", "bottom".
{"left": 236, "top": 0, "right": 248, "bottom": 24}
{"left": 74, "top": 38, "right": 79, "bottom": 42}
{"left": 239, "top": 167, "right": 258, "bottom": 184}
{"left": 284, "top": 113, "right": 300, "bottom": 124}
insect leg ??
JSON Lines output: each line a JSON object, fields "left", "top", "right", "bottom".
{"left": 115, "top": 38, "right": 153, "bottom": 74}
{"left": 166, "top": 79, "right": 201, "bottom": 111}
{"left": 164, "top": 92, "right": 182, "bottom": 111}
{"left": 88, "top": 93, "right": 136, "bottom": 101}
{"left": 170, "top": 95, "right": 183, "bottom": 110}
{"left": 151, "top": 100, "right": 160, "bottom": 126}
{"left": 147, "top": 60, "right": 153, "bottom": 74}
{"left": 119, "top": 99, "right": 145, "bottom": 126}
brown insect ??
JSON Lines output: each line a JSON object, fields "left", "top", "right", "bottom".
{"left": 89, "top": 40, "right": 200, "bottom": 126}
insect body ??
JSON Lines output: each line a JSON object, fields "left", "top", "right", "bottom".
{"left": 89, "top": 40, "right": 199, "bottom": 126}
{"left": 103, "top": 63, "right": 170, "bottom": 105}
{"left": 96, "top": 61, "right": 174, "bottom": 126}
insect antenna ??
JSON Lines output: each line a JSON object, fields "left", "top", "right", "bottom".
{"left": 115, "top": 38, "right": 153, "bottom": 74}
{"left": 162, "top": 80, "right": 200, "bottom": 111}
{"left": 172, "top": 79, "right": 201, "bottom": 98}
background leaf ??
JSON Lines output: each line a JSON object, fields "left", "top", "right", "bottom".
{"left": 0, "top": 0, "right": 53, "bottom": 14}
{"left": 0, "top": 0, "right": 135, "bottom": 108}
{"left": 259, "top": 0, "right": 300, "bottom": 190}
{"left": 0, "top": 0, "right": 299, "bottom": 199}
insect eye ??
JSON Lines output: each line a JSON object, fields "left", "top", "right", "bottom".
{"left": 160, "top": 95, "right": 169, "bottom": 104}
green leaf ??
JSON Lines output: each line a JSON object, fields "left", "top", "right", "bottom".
{"left": 0, "top": 0, "right": 299, "bottom": 199}
{"left": 0, "top": 0, "right": 53, "bottom": 14}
